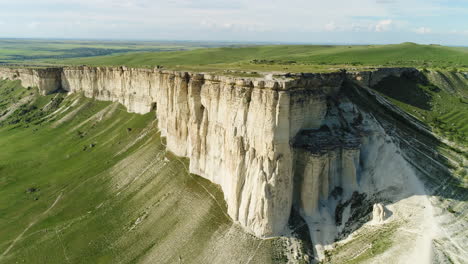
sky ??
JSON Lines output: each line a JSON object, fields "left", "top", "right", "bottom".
{"left": 0, "top": 0, "right": 467, "bottom": 45}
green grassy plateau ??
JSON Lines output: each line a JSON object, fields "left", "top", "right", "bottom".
{"left": 0, "top": 39, "right": 229, "bottom": 65}
{"left": 42, "top": 42, "right": 468, "bottom": 73}
{"left": 0, "top": 79, "right": 285, "bottom": 264}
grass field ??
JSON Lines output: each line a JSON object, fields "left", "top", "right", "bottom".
{"left": 2, "top": 40, "right": 467, "bottom": 74}
{"left": 42, "top": 42, "right": 468, "bottom": 73}
{"left": 0, "top": 39, "right": 234, "bottom": 65}
{"left": 0, "top": 80, "right": 285, "bottom": 264}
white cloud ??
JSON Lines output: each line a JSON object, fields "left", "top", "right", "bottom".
{"left": 199, "top": 19, "right": 270, "bottom": 33}
{"left": 449, "top": 29, "right": 468, "bottom": 36}
{"left": 27, "top": 21, "right": 39, "bottom": 29}
{"left": 414, "top": 27, "right": 432, "bottom": 34}
{"left": 324, "top": 21, "right": 337, "bottom": 31}
{"left": 375, "top": 19, "right": 392, "bottom": 32}
{"left": 0, "top": 0, "right": 466, "bottom": 45}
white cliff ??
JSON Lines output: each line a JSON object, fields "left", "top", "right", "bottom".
{"left": 372, "top": 203, "right": 386, "bottom": 224}
{"left": 57, "top": 66, "right": 344, "bottom": 237}
{"left": 0, "top": 67, "right": 62, "bottom": 95}
{"left": 0, "top": 66, "right": 431, "bottom": 239}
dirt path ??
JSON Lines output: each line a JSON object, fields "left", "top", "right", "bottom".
{"left": 0, "top": 193, "right": 63, "bottom": 261}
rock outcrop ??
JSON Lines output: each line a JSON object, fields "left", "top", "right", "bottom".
{"left": 0, "top": 67, "right": 62, "bottom": 95}
{"left": 0, "top": 66, "right": 416, "bottom": 238}
{"left": 1, "top": 66, "right": 465, "bottom": 263}
{"left": 59, "top": 66, "right": 345, "bottom": 237}
{"left": 372, "top": 203, "right": 386, "bottom": 224}
{"left": 0, "top": 66, "right": 428, "bottom": 237}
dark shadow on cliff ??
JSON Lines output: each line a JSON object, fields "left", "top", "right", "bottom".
{"left": 288, "top": 80, "right": 468, "bottom": 262}
{"left": 344, "top": 80, "right": 467, "bottom": 203}
{"left": 372, "top": 73, "right": 434, "bottom": 110}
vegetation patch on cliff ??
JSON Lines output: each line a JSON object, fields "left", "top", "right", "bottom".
{"left": 321, "top": 222, "right": 399, "bottom": 264}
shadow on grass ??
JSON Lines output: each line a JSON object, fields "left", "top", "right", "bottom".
{"left": 372, "top": 74, "right": 433, "bottom": 110}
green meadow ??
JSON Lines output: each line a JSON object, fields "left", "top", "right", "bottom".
{"left": 0, "top": 39, "right": 225, "bottom": 65}
{"left": 44, "top": 42, "right": 468, "bottom": 73}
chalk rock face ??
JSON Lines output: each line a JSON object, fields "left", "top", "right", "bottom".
{"left": 3, "top": 66, "right": 466, "bottom": 263}
{"left": 372, "top": 203, "right": 386, "bottom": 224}
{"left": 294, "top": 148, "right": 361, "bottom": 217}
{"left": 0, "top": 66, "right": 430, "bottom": 239}
{"left": 0, "top": 67, "right": 62, "bottom": 95}
{"left": 59, "top": 66, "right": 345, "bottom": 237}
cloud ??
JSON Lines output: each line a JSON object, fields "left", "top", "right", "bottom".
{"left": 27, "top": 21, "right": 39, "bottom": 29}
{"left": 0, "top": 0, "right": 466, "bottom": 45}
{"left": 449, "top": 29, "right": 468, "bottom": 36}
{"left": 375, "top": 0, "right": 396, "bottom": 4}
{"left": 324, "top": 21, "right": 337, "bottom": 31}
{"left": 414, "top": 27, "right": 432, "bottom": 34}
{"left": 199, "top": 19, "right": 270, "bottom": 33}
{"left": 375, "top": 19, "right": 392, "bottom": 32}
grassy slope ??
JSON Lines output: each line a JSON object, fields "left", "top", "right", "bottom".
{"left": 322, "top": 222, "right": 399, "bottom": 264}
{"left": 371, "top": 71, "right": 468, "bottom": 186}
{"left": 42, "top": 43, "right": 468, "bottom": 73}
{"left": 0, "top": 80, "right": 284, "bottom": 264}
{"left": 373, "top": 71, "right": 468, "bottom": 145}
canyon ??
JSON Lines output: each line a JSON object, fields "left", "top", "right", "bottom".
{"left": 0, "top": 66, "right": 466, "bottom": 263}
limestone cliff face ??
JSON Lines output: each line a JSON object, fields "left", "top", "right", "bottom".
{"left": 0, "top": 67, "right": 62, "bottom": 95}
{"left": 61, "top": 67, "right": 156, "bottom": 114}
{"left": 0, "top": 66, "right": 430, "bottom": 238}
{"left": 0, "top": 66, "right": 417, "bottom": 237}
{"left": 2, "top": 66, "right": 465, "bottom": 262}
{"left": 59, "top": 66, "right": 345, "bottom": 237}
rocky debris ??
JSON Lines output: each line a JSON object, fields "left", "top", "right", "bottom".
{"left": 26, "top": 187, "right": 39, "bottom": 193}
{"left": 372, "top": 203, "right": 386, "bottom": 224}
{"left": 335, "top": 192, "right": 371, "bottom": 227}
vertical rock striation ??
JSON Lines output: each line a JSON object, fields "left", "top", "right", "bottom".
{"left": 58, "top": 66, "right": 345, "bottom": 237}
